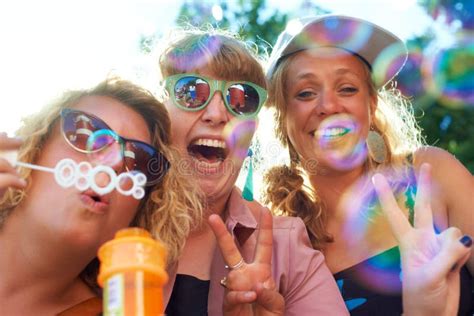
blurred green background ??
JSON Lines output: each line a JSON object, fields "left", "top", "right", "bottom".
{"left": 152, "top": 0, "right": 474, "bottom": 173}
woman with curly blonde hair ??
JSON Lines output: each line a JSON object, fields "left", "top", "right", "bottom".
{"left": 0, "top": 78, "right": 202, "bottom": 315}
{"left": 158, "top": 28, "right": 348, "bottom": 315}
{"left": 264, "top": 15, "right": 473, "bottom": 315}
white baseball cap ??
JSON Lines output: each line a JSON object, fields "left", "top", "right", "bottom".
{"left": 266, "top": 14, "right": 408, "bottom": 88}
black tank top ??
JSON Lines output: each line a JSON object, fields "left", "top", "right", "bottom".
{"left": 165, "top": 274, "right": 210, "bottom": 316}
{"left": 334, "top": 246, "right": 473, "bottom": 315}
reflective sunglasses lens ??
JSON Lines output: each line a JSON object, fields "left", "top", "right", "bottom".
{"left": 123, "top": 142, "right": 169, "bottom": 185}
{"left": 62, "top": 110, "right": 109, "bottom": 151}
{"left": 226, "top": 84, "right": 260, "bottom": 115}
{"left": 87, "top": 129, "right": 123, "bottom": 166}
{"left": 86, "top": 129, "right": 117, "bottom": 152}
{"left": 174, "top": 76, "right": 210, "bottom": 109}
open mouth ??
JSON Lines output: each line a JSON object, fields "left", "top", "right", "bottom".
{"left": 80, "top": 190, "right": 109, "bottom": 213}
{"left": 90, "top": 194, "right": 103, "bottom": 203}
{"left": 314, "top": 126, "right": 351, "bottom": 138}
{"left": 187, "top": 138, "right": 229, "bottom": 164}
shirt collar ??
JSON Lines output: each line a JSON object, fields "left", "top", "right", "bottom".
{"left": 224, "top": 187, "right": 258, "bottom": 235}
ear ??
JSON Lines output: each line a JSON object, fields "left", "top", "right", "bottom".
{"left": 369, "top": 93, "right": 378, "bottom": 118}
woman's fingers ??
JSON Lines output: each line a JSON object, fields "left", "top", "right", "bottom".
{"left": 372, "top": 173, "right": 411, "bottom": 241}
{"left": 428, "top": 229, "right": 472, "bottom": 277}
{"left": 414, "top": 163, "right": 434, "bottom": 229}
{"left": 254, "top": 282, "right": 285, "bottom": 313}
{"left": 0, "top": 158, "right": 26, "bottom": 191}
{"left": 254, "top": 209, "right": 273, "bottom": 265}
{"left": 0, "top": 173, "right": 27, "bottom": 190}
{"left": 208, "top": 214, "right": 245, "bottom": 269}
{"left": 0, "top": 134, "right": 22, "bottom": 151}
{"left": 224, "top": 290, "right": 257, "bottom": 307}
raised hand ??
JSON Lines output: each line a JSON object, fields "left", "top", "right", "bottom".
{"left": 372, "top": 163, "right": 472, "bottom": 316}
{"left": 208, "top": 208, "right": 285, "bottom": 316}
{"left": 0, "top": 133, "right": 26, "bottom": 199}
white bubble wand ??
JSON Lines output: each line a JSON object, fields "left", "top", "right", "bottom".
{"left": 12, "top": 158, "right": 146, "bottom": 200}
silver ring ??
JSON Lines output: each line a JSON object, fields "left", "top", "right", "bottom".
{"left": 220, "top": 276, "right": 228, "bottom": 288}
{"left": 225, "top": 258, "right": 245, "bottom": 270}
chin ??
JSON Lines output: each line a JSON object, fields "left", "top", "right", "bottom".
{"left": 198, "top": 177, "right": 234, "bottom": 203}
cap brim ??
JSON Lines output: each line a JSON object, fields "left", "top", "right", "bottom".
{"left": 267, "top": 15, "right": 407, "bottom": 88}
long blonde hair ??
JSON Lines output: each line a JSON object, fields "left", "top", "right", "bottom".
{"left": 0, "top": 78, "right": 203, "bottom": 291}
{"left": 263, "top": 54, "right": 424, "bottom": 250}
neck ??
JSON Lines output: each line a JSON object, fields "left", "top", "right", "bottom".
{"left": 0, "top": 207, "right": 95, "bottom": 312}
{"left": 308, "top": 163, "right": 366, "bottom": 221}
{"left": 204, "top": 187, "right": 234, "bottom": 218}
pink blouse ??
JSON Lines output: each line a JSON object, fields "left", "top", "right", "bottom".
{"left": 164, "top": 187, "right": 348, "bottom": 315}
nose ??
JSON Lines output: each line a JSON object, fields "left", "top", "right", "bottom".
{"left": 201, "top": 92, "right": 230, "bottom": 126}
{"left": 316, "top": 89, "right": 342, "bottom": 117}
{"left": 88, "top": 145, "right": 128, "bottom": 187}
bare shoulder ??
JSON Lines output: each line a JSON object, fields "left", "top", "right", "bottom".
{"left": 413, "top": 146, "right": 473, "bottom": 231}
{"left": 413, "top": 146, "right": 472, "bottom": 178}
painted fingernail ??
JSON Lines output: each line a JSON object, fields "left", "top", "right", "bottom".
{"left": 460, "top": 235, "right": 472, "bottom": 248}
{"left": 263, "top": 279, "right": 273, "bottom": 290}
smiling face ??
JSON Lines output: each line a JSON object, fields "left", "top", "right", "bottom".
{"left": 165, "top": 69, "right": 255, "bottom": 208}
{"left": 284, "top": 47, "right": 377, "bottom": 173}
{"left": 21, "top": 95, "right": 151, "bottom": 249}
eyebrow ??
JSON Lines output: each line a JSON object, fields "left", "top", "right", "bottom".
{"left": 295, "top": 72, "right": 319, "bottom": 81}
{"left": 334, "top": 68, "right": 361, "bottom": 77}
{"left": 295, "top": 68, "right": 361, "bottom": 81}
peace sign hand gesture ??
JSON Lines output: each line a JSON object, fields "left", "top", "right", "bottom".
{"left": 208, "top": 208, "right": 285, "bottom": 316}
{"left": 372, "top": 163, "right": 472, "bottom": 316}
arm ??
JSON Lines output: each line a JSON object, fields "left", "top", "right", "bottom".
{"left": 283, "top": 217, "right": 349, "bottom": 316}
{"left": 373, "top": 163, "right": 472, "bottom": 316}
{"left": 414, "top": 146, "right": 474, "bottom": 273}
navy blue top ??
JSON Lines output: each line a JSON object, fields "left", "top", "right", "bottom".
{"left": 334, "top": 246, "right": 473, "bottom": 315}
{"left": 165, "top": 274, "right": 210, "bottom": 316}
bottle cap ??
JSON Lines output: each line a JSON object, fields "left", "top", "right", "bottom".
{"left": 97, "top": 227, "right": 168, "bottom": 286}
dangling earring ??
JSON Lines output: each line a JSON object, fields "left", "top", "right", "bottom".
{"left": 366, "top": 127, "right": 387, "bottom": 164}
{"left": 242, "top": 148, "right": 254, "bottom": 201}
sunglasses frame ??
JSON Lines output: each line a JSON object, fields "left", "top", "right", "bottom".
{"left": 60, "top": 108, "right": 169, "bottom": 186}
{"left": 165, "top": 73, "right": 267, "bottom": 118}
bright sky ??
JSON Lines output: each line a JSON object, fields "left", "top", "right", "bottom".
{"left": 0, "top": 0, "right": 434, "bottom": 135}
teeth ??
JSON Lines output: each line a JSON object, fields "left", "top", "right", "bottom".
{"left": 192, "top": 138, "right": 227, "bottom": 148}
{"left": 315, "top": 127, "right": 349, "bottom": 137}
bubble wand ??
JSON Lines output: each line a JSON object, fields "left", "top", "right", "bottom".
{"left": 9, "top": 157, "right": 146, "bottom": 200}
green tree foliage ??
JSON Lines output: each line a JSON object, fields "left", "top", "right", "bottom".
{"left": 401, "top": 0, "right": 474, "bottom": 173}
{"left": 175, "top": 0, "right": 328, "bottom": 53}
{"left": 172, "top": 0, "right": 473, "bottom": 173}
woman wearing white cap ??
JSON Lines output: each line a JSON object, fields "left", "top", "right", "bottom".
{"left": 264, "top": 15, "right": 473, "bottom": 315}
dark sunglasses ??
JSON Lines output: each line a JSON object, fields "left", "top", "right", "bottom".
{"left": 60, "top": 108, "right": 169, "bottom": 186}
{"left": 164, "top": 73, "right": 267, "bottom": 117}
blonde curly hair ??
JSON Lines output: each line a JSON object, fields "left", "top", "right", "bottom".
{"left": 263, "top": 54, "right": 424, "bottom": 250}
{"left": 0, "top": 78, "right": 203, "bottom": 292}
{"left": 157, "top": 27, "right": 266, "bottom": 92}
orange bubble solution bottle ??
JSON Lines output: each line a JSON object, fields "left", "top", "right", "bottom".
{"left": 98, "top": 227, "right": 168, "bottom": 316}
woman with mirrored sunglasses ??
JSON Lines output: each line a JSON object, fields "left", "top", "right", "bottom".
{"left": 0, "top": 78, "right": 203, "bottom": 315}
{"left": 157, "top": 28, "right": 348, "bottom": 315}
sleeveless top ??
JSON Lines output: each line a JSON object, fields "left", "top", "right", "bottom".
{"left": 60, "top": 275, "right": 211, "bottom": 316}
{"left": 333, "top": 157, "right": 473, "bottom": 315}
{"left": 165, "top": 274, "right": 210, "bottom": 316}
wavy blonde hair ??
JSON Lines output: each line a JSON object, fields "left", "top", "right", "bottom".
{"left": 157, "top": 27, "right": 266, "bottom": 93}
{"left": 0, "top": 78, "right": 203, "bottom": 292}
{"left": 263, "top": 53, "right": 424, "bottom": 250}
